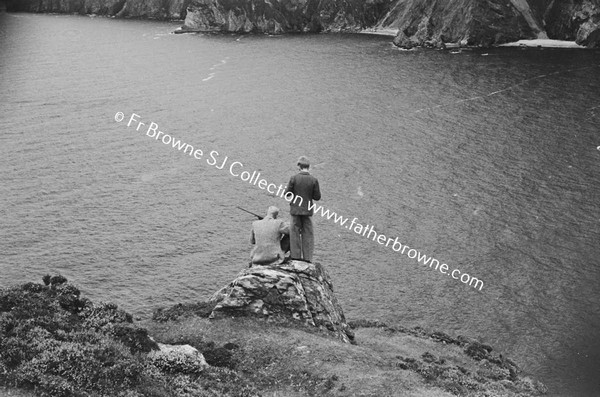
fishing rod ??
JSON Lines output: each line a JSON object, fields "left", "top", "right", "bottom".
{"left": 236, "top": 206, "right": 263, "bottom": 220}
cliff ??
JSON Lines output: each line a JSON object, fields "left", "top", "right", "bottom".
{"left": 5, "top": 0, "right": 191, "bottom": 19}
{"left": 381, "top": 0, "right": 600, "bottom": 48}
{"left": 181, "top": 0, "right": 600, "bottom": 47}
{"left": 181, "top": 0, "right": 391, "bottom": 34}
{"left": 7, "top": 0, "right": 600, "bottom": 47}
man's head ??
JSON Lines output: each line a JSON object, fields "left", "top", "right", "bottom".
{"left": 266, "top": 206, "right": 279, "bottom": 219}
{"left": 297, "top": 156, "right": 310, "bottom": 170}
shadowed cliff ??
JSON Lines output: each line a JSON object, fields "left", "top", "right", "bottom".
{"left": 5, "top": 0, "right": 191, "bottom": 19}
{"left": 181, "top": 0, "right": 391, "bottom": 33}
{"left": 181, "top": 0, "right": 600, "bottom": 47}
{"left": 6, "top": 0, "right": 600, "bottom": 47}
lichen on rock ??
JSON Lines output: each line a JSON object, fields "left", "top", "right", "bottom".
{"left": 147, "top": 342, "right": 209, "bottom": 374}
{"left": 208, "top": 260, "right": 355, "bottom": 343}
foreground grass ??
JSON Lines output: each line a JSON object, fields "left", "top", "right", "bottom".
{"left": 142, "top": 314, "right": 547, "bottom": 397}
{"left": 1, "top": 277, "right": 546, "bottom": 396}
{"left": 142, "top": 316, "right": 442, "bottom": 397}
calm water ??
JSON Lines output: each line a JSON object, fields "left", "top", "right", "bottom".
{"left": 1, "top": 12, "right": 599, "bottom": 396}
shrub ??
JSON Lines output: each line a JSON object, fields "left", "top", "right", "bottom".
{"left": 0, "top": 277, "right": 166, "bottom": 397}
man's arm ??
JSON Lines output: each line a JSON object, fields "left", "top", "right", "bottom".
{"left": 312, "top": 178, "right": 321, "bottom": 201}
{"left": 279, "top": 220, "right": 290, "bottom": 235}
{"left": 284, "top": 175, "right": 295, "bottom": 195}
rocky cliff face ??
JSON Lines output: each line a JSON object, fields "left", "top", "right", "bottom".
{"left": 380, "top": 0, "right": 539, "bottom": 48}
{"left": 181, "top": 0, "right": 600, "bottom": 47}
{"left": 5, "top": 0, "right": 191, "bottom": 19}
{"left": 6, "top": 0, "right": 600, "bottom": 47}
{"left": 208, "top": 260, "right": 355, "bottom": 344}
{"left": 380, "top": 0, "right": 600, "bottom": 48}
{"left": 181, "top": 0, "right": 390, "bottom": 33}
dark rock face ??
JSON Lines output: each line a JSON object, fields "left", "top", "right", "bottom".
{"left": 543, "top": 0, "right": 600, "bottom": 42}
{"left": 5, "top": 0, "right": 191, "bottom": 20}
{"left": 579, "top": 21, "right": 600, "bottom": 47}
{"left": 182, "top": 0, "right": 391, "bottom": 34}
{"left": 388, "top": 0, "right": 546, "bottom": 48}
{"left": 573, "top": 1, "right": 600, "bottom": 47}
{"left": 388, "top": 0, "right": 537, "bottom": 49}
{"left": 208, "top": 260, "right": 354, "bottom": 343}
{"left": 182, "top": 0, "right": 600, "bottom": 47}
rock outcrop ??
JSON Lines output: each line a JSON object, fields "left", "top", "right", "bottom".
{"left": 381, "top": 0, "right": 600, "bottom": 48}
{"left": 385, "top": 0, "right": 537, "bottom": 49}
{"left": 147, "top": 342, "right": 209, "bottom": 373}
{"left": 182, "top": 0, "right": 390, "bottom": 34}
{"left": 208, "top": 260, "right": 354, "bottom": 344}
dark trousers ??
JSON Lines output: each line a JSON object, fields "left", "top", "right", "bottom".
{"left": 290, "top": 215, "right": 314, "bottom": 261}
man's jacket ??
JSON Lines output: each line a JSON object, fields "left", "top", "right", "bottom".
{"left": 284, "top": 171, "right": 321, "bottom": 216}
{"left": 250, "top": 217, "right": 290, "bottom": 265}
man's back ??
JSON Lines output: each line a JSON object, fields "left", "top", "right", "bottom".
{"left": 286, "top": 171, "right": 321, "bottom": 216}
{"left": 250, "top": 217, "right": 289, "bottom": 265}
{"left": 284, "top": 156, "right": 321, "bottom": 262}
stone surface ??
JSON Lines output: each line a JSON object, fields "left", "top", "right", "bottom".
{"left": 574, "top": 2, "right": 600, "bottom": 48}
{"left": 386, "top": 0, "right": 538, "bottom": 48}
{"left": 381, "top": 0, "right": 600, "bottom": 47}
{"left": 208, "top": 260, "right": 354, "bottom": 343}
{"left": 578, "top": 19, "right": 600, "bottom": 47}
{"left": 147, "top": 342, "right": 209, "bottom": 373}
{"left": 182, "top": 0, "right": 391, "bottom": 34}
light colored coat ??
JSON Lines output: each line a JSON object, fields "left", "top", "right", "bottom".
{"left": 250, "top": 216, "right": 290, "bottom": 265}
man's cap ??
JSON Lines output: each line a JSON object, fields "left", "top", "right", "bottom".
{"left": 266, "top": 206, "right": 279, "bottom": 218}
{"left": 297, "top": 156, "right": 310, "bottom": 167}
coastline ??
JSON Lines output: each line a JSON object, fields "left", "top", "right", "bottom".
{"left": 499, "top": 39, "right": 586, "bottom": 48}
{"left": 359, "top": 28, "right": 399, "bottom": 37}
{"left": 358, "top": 31, "right": 590, "bottom": 50}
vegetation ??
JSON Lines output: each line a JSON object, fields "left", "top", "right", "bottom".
{"left": 0, "top": 276, "right": 257, "bottom": 397}
{"left": 1, "top": 276, "right": 547, "bottom": 396}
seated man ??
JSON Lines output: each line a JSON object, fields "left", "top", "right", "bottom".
{"left": 250, "top": 206, "right": 290, "bottom": 266}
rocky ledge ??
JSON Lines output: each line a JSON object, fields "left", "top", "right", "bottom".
{"left": 207, "top": 260, "right": 354, "bottom": 343}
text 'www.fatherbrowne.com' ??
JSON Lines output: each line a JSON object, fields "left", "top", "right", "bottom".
{"left": 306, "top": 203, "right": 483, "bottom": 291}
{"left": 115, "top": 111, "right": 484, "bottom": 291}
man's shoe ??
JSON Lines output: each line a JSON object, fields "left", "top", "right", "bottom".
{"left": 289, "top": 257, "right": 311, "bottom": 263}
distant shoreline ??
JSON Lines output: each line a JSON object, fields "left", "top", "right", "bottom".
{"left": 359, "top": 29, "right": 588, "bottom": 49}
{"left": 359, "top": 28, "right": 399, "bottom": 37}
{"left": 499, "top": 39, "right": 586, "bottom": 48}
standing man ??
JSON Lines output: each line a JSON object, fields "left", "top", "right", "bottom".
{"left": 285, "top": 156, "right": 321, "bottom": 262}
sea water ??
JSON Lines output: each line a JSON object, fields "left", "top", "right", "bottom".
{"left": 1, "top": 12, "right": 599, "bottom": 396}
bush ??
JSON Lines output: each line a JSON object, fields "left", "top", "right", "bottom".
{"left": 0, "top": 276, "right": 269, "bottom": 397}
{"left": 0, "top": 276, "right": 166, "bottom": 397}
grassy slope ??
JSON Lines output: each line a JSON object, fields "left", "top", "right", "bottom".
{"left": 142, "top": 315, "right": 546, "bottom": 397}
{"left": 142, "top": 316, "right": 446, "bottom": 397}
